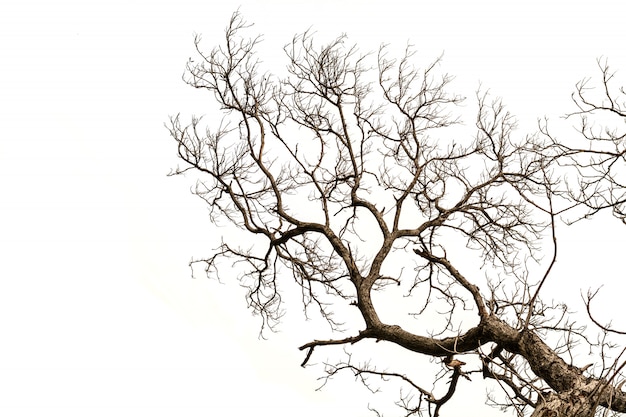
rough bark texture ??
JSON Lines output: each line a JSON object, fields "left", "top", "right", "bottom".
{"left": 368, "top": 313, "right": 626, "bottom": 415}
{"left": 531, "top": 391, "right": 596, "bottom": 417}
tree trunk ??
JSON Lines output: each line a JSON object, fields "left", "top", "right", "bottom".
{"left": 530, "top": 390, "right": 598, "bottom": 417}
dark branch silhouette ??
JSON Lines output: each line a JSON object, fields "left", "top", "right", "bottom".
{"left": 169, "top": 12, "right": 626, "bottom": 416}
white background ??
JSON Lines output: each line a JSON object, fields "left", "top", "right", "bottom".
{"left": 1, "top": 0, "right": 625, "bottom": 415}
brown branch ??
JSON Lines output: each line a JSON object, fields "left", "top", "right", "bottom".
{"left": 584, "top": 288, "right": 626, "bottom": 336}
{"left": 299, "top": 331, "right": 371, "bottom": 366}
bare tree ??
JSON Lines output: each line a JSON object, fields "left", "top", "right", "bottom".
{"left": 168, "top": 12, "right": 626, "bottom": 417}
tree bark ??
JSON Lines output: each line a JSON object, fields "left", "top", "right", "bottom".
{"left": 531, "top": 391, "right": 596, "bottom": 417}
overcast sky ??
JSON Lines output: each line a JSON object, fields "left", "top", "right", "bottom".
{"left": 2, "top": 0, "right": 626, "bottom": 416}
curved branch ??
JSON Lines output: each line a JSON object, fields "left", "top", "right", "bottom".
{"left": 584, "top": 288, "right": 626, "bottom": 336}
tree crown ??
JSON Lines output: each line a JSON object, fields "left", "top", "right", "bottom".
{"left": 169, "top": 12, "right": 626, "bottom": 416}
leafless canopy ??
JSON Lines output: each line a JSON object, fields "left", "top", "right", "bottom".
{"left": 168, "top": 12, "right": 626, "bottom": 417}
